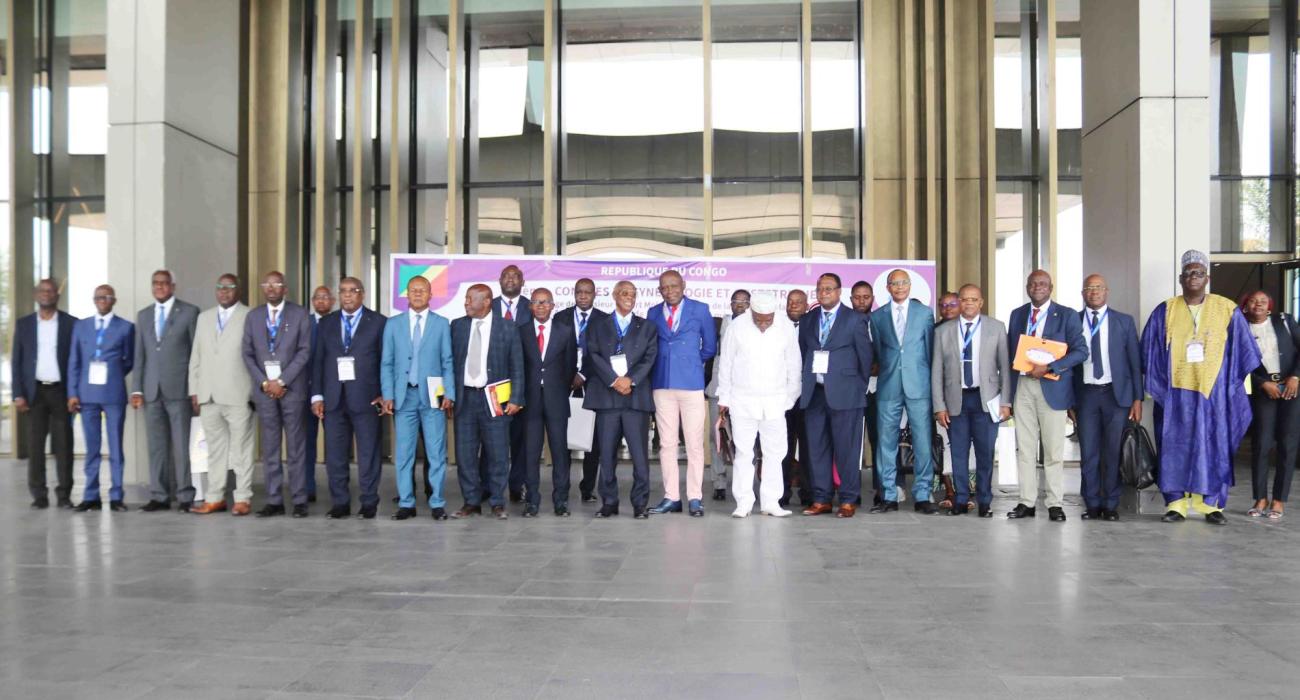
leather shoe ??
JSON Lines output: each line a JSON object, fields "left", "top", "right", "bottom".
{"left": 191, "top": 501, "right": 227, "bottom": 515}
{"left": 308, "top": 494, "right": 317, "bottom": 503}
{"left": 392, "top": 496, "right": 400, "bottom": 504}
{"left": 327, "top": 506, "right": 351, "bottom": 519}
{"left": 359, "top": 505, "right": 377, "bottom": 519}
{"left": 688, "top": 499, "right": 704, "bottom": 517}
{"left": 869, "top": 501, "right": 899, "bottom": 514}
{"left": 835, "top": 503, "right": 857, "bottom": 518}
{"left": 452, "top": 505, "right": 481, "bottom": 518}
{"left": 633, "top": 507, "right": 649, "bottom": 519}
{"left": 57, "top": 497, "right": 73, "bottom": 509}
{"left": 595, "top": 504, "right": 619, "bottom": 518}
{"left": 1161, "top": 510, "right": 1185, "bottom": 523}
{"left": 176, "top": 501, "right": 194, "bottom": 513}
{"left": 30, "top": 499, "right": 49, "bottom": 509}
{"left": 914, "top": 501, "right": 939, "bottom": 515}
{"left": 522, "top": 505, "right": 539, "bottom": 518}
{"left": 109, "top": 501, "right": 128, "bottom": 512}
{"left": 554, "top": 505, "right": 570, "bottom": 517}
{"left": 947, "top": 504, "right": 966, "bottom": 516}
{"left": 509, "top": 490, "right": 524, "bottom": 503}
{"left": 581, "top": 492, "right": 597, "bottom": 503}
{"left": 802, "top": 502, "right": 832, "bottom": 516}
{"left": 712, "top": 488, "right": 726, "bottom": 501}
{"left": 292, "top": 504, "right": 309, "bottom": 518}
{"left": 1102, "top": 510, "right": 1119, "bottom": 522}
{"left": 1205, "top": 511, "right": 1227, "bottom": 526}
{"left": 1048, "top": 507, "right": 1066, "bottom": 522}
{"left": 256, "top": 504, "right": 285, "bottom": 517}
{"left": 978, "top": 505, "right": 992, "bottom": 518}
{"left": 649, "top": 498, "right": 682, "bottom": 514}
{"left": 1007, "top": 504, "right": 1036, "bottom": 519}
{"left": 73, "top": 500, "right": 101, "bottom": 512}
{"left": 139, "top": 500, "right": 170, "bottom": 512}
{"left": 231, "top": 501, "right": 252, "bottom": 516}
{"left": 492, "top": 505, "right": 508, "bottom": 520}
{"left": 431, "top": 507, "right": 448, "bottom": 520}
{"left": 391, "top": 507, "right": 417, "bottom": 520}
{"left": 1081, "top": 509, "right": 1101, "bottom": 520}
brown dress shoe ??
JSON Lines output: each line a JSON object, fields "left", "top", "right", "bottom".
{"left": 452, "top": 505, "right": 482, "bottom": 519}
{"left": 231, "top": 502, "right": 251, "bottom": 516}
{"left": 802, "top": 502, "right": 833, "bottom": 516}
{"left": 836, "top": 503, "right": 857, "bottom": 518}
{"left": 192, "top": 501, "right": 227, "bottom": 515}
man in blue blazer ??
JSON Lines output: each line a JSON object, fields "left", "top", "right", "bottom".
{"left": 869, "top": 269, "right": 938, "bottom": 514}
{"left": 1071, "top": 274, "right": 1143, "bottom": 521}
{"left": 1006, "top": 269, "right": 1088, "bottom": 522}
{"left": 647, "top": 270, "right": 718, "bottom": 516}
{"left": 798, "top": 273, "right": 873, "bottom": 518}
{"left": 492, "top": 264, "right": 533, "bottom": 502}
{"left": 518, "top": 288, "right": 579, "bottom": 517}
{"left": 583, "top": 280, "right": 659, "bottom": 519}
{"left": 381, "top": 275, "right": 456, "bottom": 521}
{"left": 451, "top": 284, "right": 526, "bottom": 519}
{"left": 67, "top": 284, "right": 134, "bottom": 512}
{"left": 13, "top": 278, "right": 77, "bottom": 508}
{"left": 311, "top": 277, "right": 386, "bottom": 519}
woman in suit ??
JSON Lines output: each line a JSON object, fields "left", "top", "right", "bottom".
{"left": 1241, "top": 290, "right": 1300, "bottom": 519}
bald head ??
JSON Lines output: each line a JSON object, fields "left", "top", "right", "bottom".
{"left": 1082, "top": 273, "right": 1109, "bottom": 310}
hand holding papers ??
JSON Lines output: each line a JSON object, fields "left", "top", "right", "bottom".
{"left": 1012, "top": 335, "right": 1067, "bottom": 380}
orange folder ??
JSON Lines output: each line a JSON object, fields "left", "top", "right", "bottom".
{"left": 1012, "top": 334, "right": 1067, "bottom": 380}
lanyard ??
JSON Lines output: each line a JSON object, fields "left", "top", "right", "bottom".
{"left": 1025, "top": 306, "right": 1047, "bottom": 336}
{"left": 961, "top": 318, "right": 981, "bottom": 353}
{"left": 1084, "top": 309, "right": 1108, "bottom": 341}
{"left": 266, "top": 310, "right": 279, "bottom": 353}
{"left": 615, "top": 316, "right": 629, "bottom": 353}
{"left": 94, "top": 319, "right": 107, "bottom": 360}
{"left": 577, "top": 311, "right": 589, "bottom": 345}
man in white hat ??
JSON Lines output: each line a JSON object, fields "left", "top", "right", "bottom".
{"left": 715, "top": 293, "right": 802, "bottom": 517}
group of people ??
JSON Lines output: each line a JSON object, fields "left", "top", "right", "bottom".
{"left": 13, "top": 249, "right": 1289, "bottom": 524}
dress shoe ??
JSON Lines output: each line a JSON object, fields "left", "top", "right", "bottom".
{"left": 492, "top": 505, "right": 508, "bottom": 520}
{"left": 1161, "top": 510, "right": 1185, "bottom": 523}
{"left": 359, "top": 505, "right": 377, "bottom": 519}
{"left": 633, "top": 507, "right": 649, "bottom": 519}
{"left": 176, "top": 501, "right": 194, "bottom": 513}
{"left": 554, "top": 505, "right": 570, "bottom": 517}
{"left": 109, "top": 501, "right": 128, "bottom": 512}
{"left": 391, "top": 507, "right": 417, "bottom": 520}
{"left": 391, "top": 496, "right": 400, "bottom": 504}
{"left": 731, "top": 507, "right": 750, "bottom": 518}
{"left": 452, "top": 504, "right": 481, "bottom": 519}
{"left": 509, "top": 490, "right": 524, "bottom": 503}
{"left": 292, "top": 504, "right": 309, "bottom": 518}
{"left": 836, "top": 503, "right": 857, "bottom": 518}
{"left": 778, "top": 497, "right": 790, "bottom": 508}
{"left": 231, "top": 501, "right": 252, "bottom": 516}
{"left": 649, "top": 498, "right": 682, "bottom": 514}
{"left": 760, "top": 506, "right": 792, "bottom": 517}
{"left": 869, "top": 501, "right": 899, "bottom": 514}
{"left": 431, "top": 507, "right": 449, "bottom": 520}
{"left": 581, "top": 492, "right": 597, "bottom": 503}
{"left": 713, "top": 488, "right": 727, "bottom": 501}
{"left": 914, "top": 501, "right": 939, "bottom": 515}
{"left": 191, "top": 501, "right": 227, "bottom": 515}
{"left": 688, "top": 499, "right": 704, "bottom": 517}
{"left": 73, "top": 500, "right": 102, "bottom": 512}
{"left": 802, "top": 502, "right": 832, "bottom": 516}
{"left": 1081, "top": 509, "right": 1101, "bottom": 520}
{"left": 1102, "top": 510, "right": 1119, "bottom": 522}
{"left": 1205, "top": 511, "right": 1227, "bottom": 526}
{"left": 595, "top": 504, "right": 620, "bottom": 518}
{"left": 1048, "top": 507, "right": 1066, "bottom": 522}
{"left": 978, "top": 505, "right": 992, "bottom": 518}
{"left": 256, "top": 504, "right": 286, "bottom": 517}
{"left": 57, "top": 497, "right": 73, "bottom": 509}
{"left": 1007, "top": 504, "right": 1036, "bottom": 519}
{"left": 30, "top": 499, "right": 49, "bottom": 509}
{"left": 139, "top": 500, "right": 170, "bottom": 512}
{"left": 947, "top": 504, "right": 965, "bottom": 516}
{"left": 308, "top": 494, "right": 317, "bottom": 503}
{"left": 522, "top": 505, "right": 539, "bottom": 518}
{"left": 326, "top": 506, "right": 351, "bottom": 519}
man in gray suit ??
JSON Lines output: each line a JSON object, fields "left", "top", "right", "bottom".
{"left": 932, "top": 284, "right": 1011, "bottom": 517}
{"left": 242, "top": 270, "right": 314, "bottom": 517}
{"left": 131, "top": 269, "right": 200, "bottom": 512}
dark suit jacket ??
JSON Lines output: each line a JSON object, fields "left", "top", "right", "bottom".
{"left": 1007, "top": 301, "right": 1088, "bottom": 411}
{"left": 519, "top": 319, "right": 578, "bottom": 418}
{"left": 11, "top": 310, "right": 76, "bottom": 403}
{"left": 451, "top": 313, "right": 526, "bottom": 409}
{"left": 492, "top": 296, "right": 533, "bottom": 327}
{"left": 1073, "top": 307, "right": 1144, "bottom": 408}
{"left": 133, "top": 298, "right": 200, "bottom": 401}
{"left": 1248, "top": 312, "right": 1300, "bottom": 387}
{"left": 554, "top": 305, "right": 609, "bottom": 378}
{"left": 582, "top": 313, "right": 659, "bottom": 413}
{"left": 798, "top": 303, "right": 873, "bottom": 411}
{"left": 241, "top": 302, "right": 314, "bottom": 400}
{"left": 311, "top": 307, "right": 385, "bottom": 412}
{"left": 68, "top": 315, "right": 135, "bottom": 406}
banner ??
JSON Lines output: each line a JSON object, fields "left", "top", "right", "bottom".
{"left": 389, "top": 254, "right": 938, "bottom": 319}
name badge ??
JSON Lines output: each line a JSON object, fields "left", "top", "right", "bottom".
{"left": 812, "top": 350, "right": 830, "bottom": 374}
{"left": 610, "top": 354, "right": 629, "bottom": 377}
{"left": 337, "top": 356, "right": 356, "bottom": 382}
{"left": 264, "top": 360, "right": 282, "bottom": 381}
{"left": 88, "top": 361, "right": 108, "bottom": 386}
{"left": 1186, "top": 341, "right": 1205, "bottom": 364}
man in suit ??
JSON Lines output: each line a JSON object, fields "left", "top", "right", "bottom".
{"left": 381, "top": 275, "right": 455, "bottom": 521}
{"left": 12, "top": 278, "right": 77, "bottom": 508}
{"left": 647, "top": 270, "right": 718, "bottom": 517}
{"left": 311, "top": 277, "right": 386, "bottom": 519}
{"left": 706, "top": 289, "right": 749, "bottom": 502}
{"left": 781, "top": 289, "right": 812, "bottom": 507}
{"left": 189, "top": 274, "right": 255, "bottom": 515}
{"left": 68, "top": 285, "right": 134, "bottom": 512}
{"left": 492, "top": 264, "right": 533, "bottom": 503}
{"left": 553, "top": 277, "right": 608, "bottom": 503}
{"left": 584, "top": 280, "right": 659, "bottom": 519}
{"left": 799, "top": 273, "right": 873, "bottom": 518}
{"left": 306, "top": 285, "right": 335, "bottom": 503}
{"left": 130, "top": 269, "right": 200, "bottom": 512}
{"left": 1007, "top": 269, "right": 1088, "bottom": 522}
{"left": 1071, "top": 274, "right": 1143, "bottom": 522}
{"left": 869, "top": 269, "right": 937, "bottom": 514}
{"left": 451, "top": 284, "right": 526, "bottom": 519}
{"left": 932, "top": 284, "right": 1011, "bottom": 517}
{"left": 850, "top": 280, "right": 883, "bottom": 504}
{"left": 242, "top": 270, "right": 314, "bottom": 518}
{"left": 518, "top": 288, "right": 579, "bottom": 516}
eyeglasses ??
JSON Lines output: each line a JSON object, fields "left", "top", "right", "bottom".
{"left": 939, "top": 301, "right": 959, "bottom": 308}
{"left": 533, "top": 300, "right": 554, "bottom": 306}
{"left": 92, "top": 295, "right": 114, "bottom": 302}
{"left": 215, "top": 284, "right": 238, "bottom": 291}
{"left": 1181, "top": 270, "right": 1207, "bottom": 279}
{"left": 887, "top": 280, "right": 911, "bottom": 288}
{"left": 1082, "top": 285, "right": 1107, "bottom": 292}
{"left": 339, "top": 288, "right": 363, "bottom": 295}
{"left": 261, "top": 282, "right": 285, "bottom": 289}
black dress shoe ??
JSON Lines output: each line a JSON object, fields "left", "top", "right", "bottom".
{"left": 256, "top": 504, "right": 286, "bottom": 517}
{"left": 947, "top": 505, "right": 965, "bottom": 516}
{"left": 326, "top": 506, "right": 350, "bottom": 519}
{"left": 431, "top": 507, "right": 448, "bottom": 520}
{"left": 595, "top": 504, "right": 619, "bottom": 518}
{"left": 509, "top": 490, "right": 523, "bottom": 503}
{"left": 978, "top": 505, "right": 992, "bottom": 518}
{"left": 109, "top": 501, "right": 128, "bottom": 512}
{"left": 522, "top": 505, "right": 539, "bottom": 518}
{"left": 1048, "top": 507, "right": 1066, "bottom": 522}
{"left": 581, "top": 492, "right": 597, "bottom": 503}
{"left": 57, "top": 497, "right": 73, "bottom": 509}
{"left": 176, "top": 501, "right": 193, "bottom": 513}
{"left": 778, "top": 497, "right": 790, "bottom": 508}
{"left": 554, "top": 505, "right": 570, "bottom": 517}
{"left": 869, "top": 501, "right": 899, "bottom": 514}
{"left": 139, "top": 500, "right": 170, "bottom": 512}
{"left": 308, "top": 494, "right": 317, "bottom": 503}
{"left": 1007, "top": 504, "right": 1036, "bottom": 519}
{"left": 1102, "top": 510, "right": 1119, "bottom": 522}
{"left": 1081, "top": 509, "right": 1100, "bottom": 520}
{"left": 914, "top": 501, "right": 939, "bottom": 515}
{"left": 1205, "top": 511, "right": 1227, "bottom": 526}
{"left": 30, "top": 499, "right": 50, "bottom": 509}
{"left": 391, "top": 507, "right": 417, "bottom": 520}
{"left": 391, "top": 496, "right": 400, "bottom": 504}
{"left": 359, "top": 505, "right": 377, "bottom": 519}
{"left": 292, "top": 504, "right": 309, "bottom": 518}
{"left": 1161, "top": 510, "right": 1185, "bottom": 523}
{"left": 712, "top": 488, "right": 726, "bottom": 501}
{"left": 74, "top": 500, "right": 103, "bottom": 512}
{"left": 633, "top": 507, "right": 649, "bottom": 519}
{"left": 492, "top": 505, "right": 508, "bottom": 520}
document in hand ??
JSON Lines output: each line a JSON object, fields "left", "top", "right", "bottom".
{"left": 484, "top": 380, "right": 512, "bottom": 417}
{"left": 1011, "top": 335, "right": 1067, "bottom": 380}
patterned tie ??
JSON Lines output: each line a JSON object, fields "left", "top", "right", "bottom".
{"left": 894, "top": 304, "right": 906, "bottom": 341}
{"left": 578, "top": 311, "right": 588, "bottom": 348}
{"left": 408, "top": 313, "right": 423, "bottom": 385}
{"left": 667, "top": 304, "right": 677, "bottom": 332}
{"left": 1091, "top": 311, "right": 1104, "bottom": 380}
{"left": 343, "top": 312, "right": 356, "bottom": 352}
{"left": 468, "top": 319, "right": 484, "bottom": 381}
{"left": 962, "top": 321, "right": 975, "bottom": 388}
{"left": 156, "top": 304, "right": 166, "bottom": 340}
{"left": 504, "top": 300, "right": 513, "bottom": 322}
{"left": 537, "top": 324, "right": 546, "bottom": 356}
{"left": 1029, "top": 307, "right": 1039, "bottom": 336}
{"left": 819, "top": 311, "right": 833, "bottom": 347}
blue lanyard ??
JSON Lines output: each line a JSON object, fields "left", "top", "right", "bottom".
{"left": 1084, "top": 309, "right": 1108, "bottom": 340}
{"left": 94, "top": 319, "right": 107, "bottom": 360}
{"left": 961, "top": 318, "right": 981, "bottom": 352}
{"left": 266, "top": 311, "right": 279, "bottom": 353}
{"left": 614, "top": 316, "right": 629, "bottom": 353}
{"left": 342, "top": 312, "right": 356, "bottom": 352}
{"left": 1025, "top": 306, "right": 1047, "bottom": 336}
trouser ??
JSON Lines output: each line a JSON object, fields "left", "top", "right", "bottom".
{"left": 596, "top": 409, "right": 651, "bottom": 508}
{"left": 456, "top": 390, "right": 512, "bottom": 507}
{"left": 947, "top": 390, "right": 997, "bottom": 507}
{"left": 26, "top": 382, "right": 74, "bottom": 501}
{"left": 1076, "top": 384, "right": 1128, "bottom": 511}
{"left": 324, "top": 401, "right": 383, "bottom": 509}
{"left": 394, "top": 385, "right": 448, "bottom": 509}
{"left": 653, "top": 388, "right": 707, "bottom": 502}
{"left": 505, "top": 406, "right": 528, "bottom": 496}
{"left": 200, "top": 401, "right": 255, "bottom": 503}
{"left": 257, "top": 397, "right": 309, "bottom": 506}
{"left": 524, "top": 407, "right": 572, "bottom": 507}
{"left": 1013, "top": 377, "right": 1067, "bottom": 508}
{"left": 1249, "top": 392, "right": 1300, "bottom": 503}
{"left": 731, "top": 413, "right": 786, "bottom": 513}
{"left": 708, "top": 396, "right": 729, "bottom": 490}
{"left": 80, "top": 402, "right": 126, "bottom": 502}
{"left": 304, "top": 412, "right": 320, "bottom": 496}
{"left": 145, "top": 398, "right": 195, "bottom": 504}
{"left": 876, "top": 395, "right": 934, "bottom": 502}
{"left": 804, "top": 385, "right": 864, "bottom": 504}
{"left": 782, "top": 407, "right": 811, "bottom": 504}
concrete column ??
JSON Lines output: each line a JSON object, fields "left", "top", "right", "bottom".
{"left": 106, "top": 0, "right": 240, "bottom": 487}
{"left": 1081, "top": 0, "right": 1210, "bottom": 323}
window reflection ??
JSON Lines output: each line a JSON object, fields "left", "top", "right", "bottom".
{"left": 470, "top": 186, "right": 544, "bottom": 255}
{"left": 466, "top": 1, "right": 544, "bottom": 184}
{"left": 563, "top": 183, "right": 703, "bottom": 256}
{"left": 414, "top": 3, "right": 451, "bottom": 185}
{"left": 713, "top": 182, "right": 801, "bottom": 257}
{"left": 812, "top": 0, "right": 858, "bottom": 178}
{"left": 811, "top": 180, "right": 857, "bottom": 258}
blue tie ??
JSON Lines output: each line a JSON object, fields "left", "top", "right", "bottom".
{"left": 156, "top": 304, "right": 166, "bottom": 340}
{"left": 1090, "top": 311, "right": 1104, "bottom": 380}
{"left": 962, "top": 322, "right": 975, "bottom": 388}
{"left": 343, "top": 313, "right": 356, "bottom": 352}
{"left": 408, "top": 314, "right": 423, "bottom": 386}
{"left": 819, "top": 311, "right": 834, "bottom": 347}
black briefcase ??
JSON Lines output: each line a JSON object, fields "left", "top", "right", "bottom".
{"left": 1119, "top": 420, "right": 1158, "bottom": 490}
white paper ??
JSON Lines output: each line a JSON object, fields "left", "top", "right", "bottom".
{"left": 189, "top": 417, "right": 208, "bottom": 474}
{"left": 812, "top": 350, "right": 830, "bottom": 374}
{"left": 985, "top": 393, "right": 1006, "bottom": 422}
{"left": 264, "top": 361, "right": 282, "bottom": 380}
{"left": 1186, "top": 341, "right": 1205, "bottom": 364}
{"left": 427, "top": 376, "right": 445, "bottom": 405}
{"left": 88, "top": 361, "right": 108, "bottom": 386}
{"left": 867, "top": 376, "right": 878, "bottom": 394}
{"left": 336, "top": 356, "right": 356, "bottom": 382}
{"left": 610, "top": 353, "right": 629, "bottom": 377}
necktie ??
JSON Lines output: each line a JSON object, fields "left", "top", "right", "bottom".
{"left": 578, "top": 311, "right": 588, "bottom": 348}
{"left": 217, "top": 309, "right": 227, "bottom": 335}
{"left": 156, "top": 304, "right": 166, "bottom": 340}
{"left": 504, "top": 300, "right": 513, "bottom": 322}
{"left": 408, "top": 314, "right": 423, "bottom": 385}
{"left": 94, "top": 318, "right": 105, "bottom": 359}
{"left": 667, "top": 304, "right": 677, "bottom": 332}
{"left": 468, "top": 320, "right": 484, "bottom": 380}
{"left": 819, "top": 311, "right": 833, "bottom": 347}
{"left": 962, "top": 322, "right": 975, "bottom": 388}
{"left": 267, "top": 309, "right": 279, "bottom": 352}
{"left": 343, "top": 313, "right": 356, "bottom": 351}
{"left": 1090, "top": 311, "right": 1104, "bottom": 380}
{"left": 537, "top": 324, "right": 546, "bottom": 355}
{"left": 894, "top": 305, "right": 906, "bottom": 341}
{"left": 1029, "top": 307, "right": 1039, "bottom": 336}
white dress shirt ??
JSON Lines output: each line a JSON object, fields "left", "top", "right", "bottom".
{"left": 35, "top": 313, "right": 60, "bottom": 382}
{"left": 217, "top": 304, "right": 235, "bottom": 335}
{"left": 464, "top": 312, "right": 493, "bottom": 388}
{"left": 408, "top": 308, "right": 428, "bottom": 339}
{"left": 154, "top": 296, "right": 175, "bottom": 333}
{"left": 1251, "top": 320, "right": 1282, "bottom": 375}
{"left": 1025, "top": 301, "right": 1050, "bottom": 338}
{"left": 533, "top": 317, "right": 551, "bottom": 359}
{"left": 499, "top": 295, "right": 522, "bottom": 320}
{"left": 892, "top": 300, "right": 909, "bottom": 340}
{"left": 958, "top": 315, "right": 982, "bottom": 390}
{"left": 716, "top": 313, "right": 802, "bottom": 421}
{"left": 266, "top": 301, "right": 285, "bottom": 321}
{"left": 1081, "top": 305, "right": 1113, "bottom": 385}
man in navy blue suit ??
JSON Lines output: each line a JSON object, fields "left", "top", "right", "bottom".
{"left": 1006, "top": 269, "right": 1088, "bottom": 522}
{"left": 491, "top": 264, "right": 533, "bottom": 503}
{"left": 67, "top": 285, "right": 134, "bottom": 512}
{"left": 311, "top": 277, "right": 387, "bottom": 519}
{"left": 1070, "top": 274, "right": 1143, "bottom": 522}
{"left": 553, "top": 277, "right": 608, "bottom": 503}
{"left": 12, "top": 278, "right": 77, "bottom": 508}
{"left": 305, "top": 285, "right": 334, "bottom": 503}
{"left": 798, "top": 273, "right": 873, "bottom": 518}
{"left": 518, "top": 288, "right": 578, "bottom": 517}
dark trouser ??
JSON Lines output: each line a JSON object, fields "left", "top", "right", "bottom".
{"left": 782, "top": 407, "right": 811, "bottom": 504}
{"left": 525, "top": 406, "right": 572, "bottom": 507}
{"left": 1250, "top": 392, "right": 1300, "bottom": 503}
{"left": 304, "top": 412, "right": 320, "bottom": 496}
{"left": 456, "top": 390, "right": 512, "bottom": 507}
{"left": 323, "top": 400, "right": 384, "bottom": 509}
{"left": 26, "top": 382, "right": 74, "bottom": 501}
{"left": 579, "top": 434, "right": 600, "bottom": 497}
{"left": 947, "top": 390, "right": 998, "bottom": 507}
{"left": 256, "top": 397, "right": 309, "bottom": 506}
{"left": 804, "top": 385, "right": 864, "bottom": 504}
{"left": 1076, "top": 384, "right": 1128, "bottom": 511}
{"left": 596, "top": 409, "right": 651, "bottom": 509}
{"left": 144, "top": 398, "right": 195, "bottom": 504}
{"left": 506, "top": 408, "right": 528, "bottom": 496}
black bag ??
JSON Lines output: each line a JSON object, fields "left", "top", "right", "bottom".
{"left": 897, "top": 427, "right": 915, "bottom": 476}
{"left": 1119, "top": 420, "right": 1158, "bottom": 490}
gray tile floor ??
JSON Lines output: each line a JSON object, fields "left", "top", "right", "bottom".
{"left": 2, "top": 458, "right": 1298, "bottom": 699}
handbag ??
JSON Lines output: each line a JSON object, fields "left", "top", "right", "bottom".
{"left": 896, "top": 427, "right": 915, "bottom": 476}
{"left": 567, "top": 394, "right": 596, "bottom": 452}
{"left": 1119, "top": 420, "right": 1158, "bottom": 490}
{"left": 716, "top": 414, "right": 736, "bottom": 465}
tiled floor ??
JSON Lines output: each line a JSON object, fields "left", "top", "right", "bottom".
{"left": 2, "top": 458, "right": 1297, "bottom": 699}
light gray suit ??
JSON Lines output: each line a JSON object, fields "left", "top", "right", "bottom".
{"left": 134, "top": 297, "right": 201, "bottom": 504}
{"left": 931, "top": 314, "right": 1012, "bottom": 414}
{"left": 242, "top": 301, "right": 313, "bottom": 506}
{"left": 188, "top": 303, "right": 255, "bottom": 504}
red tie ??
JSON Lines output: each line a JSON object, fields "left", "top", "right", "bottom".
{"left": 1029, "top": 307, "right": 1039, "bottom": 335}
{"left": 537, "top": 324, "right": 545, "bottom": 355}
{"left": 505, "top": 301, "right": 513, "bottom": 322}
{"left": 667, "top": 304, "right": 677, "bottom": 331}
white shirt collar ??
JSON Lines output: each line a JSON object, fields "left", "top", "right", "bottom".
{"left": 533, "top": 317, "right": 550, "bottom": 331}
{"left": 1085, "top": 304, "right": 1108, "bottom": 317}
{"left": 410, "top": 307, "right": 427, "bottom": 320}
{"left": 95, "top": 311, "right": 115, "bottom": 325}
{"left": 615, "top": 310, "right": 633, "bottom": 325}
{"left": 341, "top": 306, "right": 363, "bottom": 320}
{"left": 1031, "top": 300, "right": 1051, "bottom": 314}
{"left": 267, "top": 301, "right": 285, "bottom": 315}
{"left": 894, "top": 299, "right": 910, "bottom": 310}
{"left": 156, "top": 297, "right": 175, "bottom": 313}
